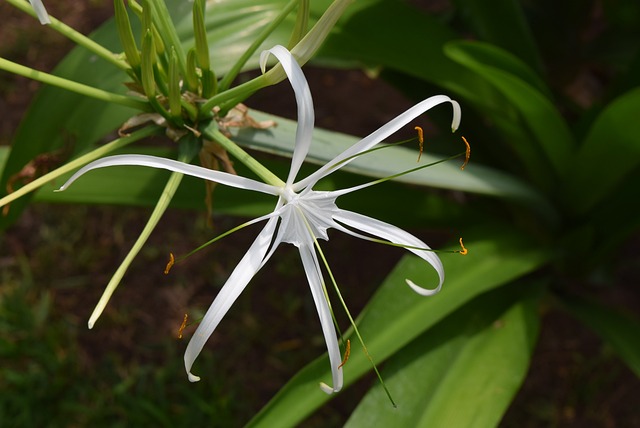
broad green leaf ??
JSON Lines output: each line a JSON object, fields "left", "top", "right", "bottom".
{"left": 313, "top": 0, "right": 493, "bottom": 105}
{"left": 28, "top": 146, "right": 275, "bottom": 216}
{"left": 231, "top": 110, "right": 555, "bottom": 218}
{"left": 445, "top": 41, "right": 575, "bottom": 178}
{"left": 563, "top": 87, "right": 640, "bottom": 214}
{"left": 442, "top": 39, "right": 549, "bottom": 99}
{"left": 10, "top": 107, "right": 553, "bottom": 221}
{"left": 563, "top": 296, "right": 640, "bottom": 377}
{"left": 346, "top": 286, "right": 540, "bottom": 428}
{"left": 25, "top": 144, "right": 467, "bottom": 228}
{"left": 247, "top": 228, "right": 548, "bottom": 427}
{"left": 452, "top": 0, "right": 543, "bottom": 74}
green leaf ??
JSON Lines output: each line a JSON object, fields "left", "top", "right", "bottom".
{"left": 562, "top": 296, "right": 640, "bottom": 377}
{"left": 445, "top": 41, "right": 575, "bottom": 180}
{"left": 27, "top": 146, "right": 276, "bottom": 217}
{"left": 563, "top": 87, "right": 640, "bottom": 214}
{"left": 230, "top": 110, "right": 554, "bottom": 217}
{"left": 451, "top": 0, "right": 543, "bottom": 74}
{"left": 247, "top": 228, "right": 548, "bottom": 427}
{"left": 313, "top": 0, "right": 492, "bottom": 104}
{"left": 346, "top": 286, "right": 540, "bottom": 428}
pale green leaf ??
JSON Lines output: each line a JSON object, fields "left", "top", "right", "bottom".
{"left": 247, "top": 228, "right": 548, "bottom": 427}
{"left": 346, "top": 287, "right": 539, "bottom": 428}
{"left": 445, "top": 41, "right": 575, "bottom": 178}
{"left": 231, "top": 110, "right": 554, "bottom": 218}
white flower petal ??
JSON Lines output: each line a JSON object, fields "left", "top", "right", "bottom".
{"left": 29, "top": 0, "right": 50, "bottom": 25}
{"left": 298, "top": 244, "right": 343, "bottom": 393}
{"left": 56, "top": 154, "right": 279, "bottom": 196}
{"left": 184, "top": 216, "right": 280, "bottom": 382}
{"left": 333, "top": 209, "right": 444, "bottom": 296}
{"left": 294, "top": 95, "right": 461, "bottom": 191}
{"left": 260, "top": 45, "right": 314, "bottom": 185}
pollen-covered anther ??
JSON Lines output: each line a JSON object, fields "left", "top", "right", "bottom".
{"left": 164, "top": 252, "right": 175, "bottom": 274}
{"left": 458, "top": 237, "right": 468, "bottom": 255}
{"left": 338, "top": 339, "right": 351, "bottom": 369}
{"left": 414, "top": 126, "right": 424, "bottom": 162}
{"left": 461, "top": 136, "right": 471, "bottom": 170}
{"left": 178, "top": 313, "right": 188, "bottom": 339}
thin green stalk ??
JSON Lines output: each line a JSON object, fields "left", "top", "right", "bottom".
{"left": 87, "top": 151, "right": 189, "bottom": 328}
{"left": 200, "top": 122, "right": 284, "bottom": 187}
{"left": 200, "top": 73, "right": 269, "bottom": 115}
{"left": 0, "top": 126, "right": 160, "bottom": 210}
{"left": 217, "top": 0, "right": 299, "bottom": 92}
{"left": 6, "top": 0, "right": 128, "bottom": 71}
{"left": 0, "top": 57, "right": 149, "bottom": 110}
{"left": 312, "top": 239, "right": 397, "bottom": 407}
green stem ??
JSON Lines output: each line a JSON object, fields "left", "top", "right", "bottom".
{"left": 88, "top": 150, "right": 190, "bottom": 328}
{"left": 6, "top": 0, "right": 129, "bottom": 71}
{"left": 217, "top": 0, "right": 299, "bottom": 92}
{"left": 312, "top": 239, "right": 396, "bottom": 407}
{"left": 200, "top": 122, "right": 284, "bottom": 187}
{"left": 0, "top": 57, "right": 149, "bottom": 110}
{"left": 200, "top": 73, "right": 269, "bottom": 115}
{"left": 0, "top": 126, "right": 160, "bottom": 209}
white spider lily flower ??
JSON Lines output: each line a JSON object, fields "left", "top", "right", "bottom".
{"left": 57, "top": 45, "right": 461, "bottom": 394}
{"left": 29, "top": 0, "right": 50, "bottom": 25}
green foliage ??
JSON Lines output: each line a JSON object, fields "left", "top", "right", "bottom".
{"left": 345, "top": 285, "right": 540, "bottom": 428}
{"left": 2, "top": 0, "right": 639, "bottom": 426}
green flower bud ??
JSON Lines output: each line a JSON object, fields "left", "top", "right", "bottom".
{"left": 193, "top": 0, "right": 210, "bottom": 71}
{"left": 141, "top": 30, "right": 156, "bottom": 99}
{"left": 168, "top": 48, "right": 183, "bottom": 123}
{"left": 114, "top": 0, "right": 140, "bottom": 69}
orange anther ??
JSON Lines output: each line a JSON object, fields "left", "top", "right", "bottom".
{"left": 415, "top": 126, "right": 424, "bottom": 162}
{"left": 461, "top": 136, "right": 471, "bottom": 170}
{"left": 338, "top": 339, "right": 351, "bottom": 369}
{"left": 458, "top": 237, "right": 468, "bottom": 255}
{"left": 178, "top": 313, "right": 188, "bottom": 339}
{"left": 164, "top": 252, "right": 175, "bottom": 275}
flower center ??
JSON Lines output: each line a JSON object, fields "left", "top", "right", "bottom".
{"left": 277, "top": 190, "right": 339, "bottom": 247}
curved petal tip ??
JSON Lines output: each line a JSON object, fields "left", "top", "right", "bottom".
{"left": 450, "top": 100, "right": 462, "bottom": 133}
{"left": 188, "top": 373, "right": 201, "bottom": 383}
{"left": 405, "top": 278, "right": 442, "bottom": 296}
{"left": 319, "top": 382, "right": 339, "bottom": 394}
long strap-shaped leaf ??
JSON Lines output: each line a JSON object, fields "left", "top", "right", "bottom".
{"left": 247, "top": 227, "right": 548, "bottom": 427}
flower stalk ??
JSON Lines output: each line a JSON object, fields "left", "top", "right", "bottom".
{"left": 6, "top": 0, "right": 128, "bottom": 69}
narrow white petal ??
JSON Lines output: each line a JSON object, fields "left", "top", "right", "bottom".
{"left": 184, "top": 217, "right": 280, "bottom": 382}
{"left": 29, "top": 0, "right": 50, "bottom": 25}
{"left": 56, "top": 154, "right": 279, "bottom": 196}
{"left": 333, "top": 209, "right": 444, "bottom": 295}
{"left": 260, "top": 45, "right": 314, "bottom": 185}
{"left": 294, "top": 96, "right": 461, "bottom": 191}
{"left": 298, "top": 245, "right": 343, "bottom": 393}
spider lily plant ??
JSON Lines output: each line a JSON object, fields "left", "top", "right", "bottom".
{"left": 0, "top": 0, "right": 352, "bottom": 327}
{"left": 57, "top": 45, "right": 462, "bottom": 392}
